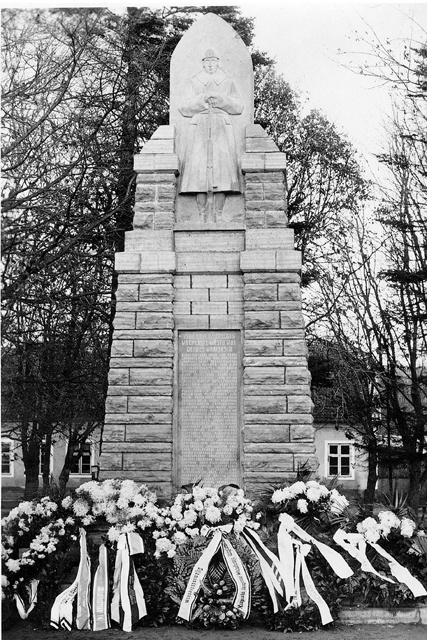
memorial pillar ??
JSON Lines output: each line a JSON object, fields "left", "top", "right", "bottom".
{"left": 100, "top": 13, "right": 316, "bottom": 498}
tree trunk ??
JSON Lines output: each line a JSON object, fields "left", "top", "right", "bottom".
{"left": 408, "top": 458, "right": 421, "bottom": 513}
{"left": 58, "top": 454, "right": 73, "bottom": 498}
{"left": 23, "top": 423, "right": 40, "bottom": 500}
{"left": 364, "top": 446, "right": 378, "bottom": 510}
{"left": 42, "top": 430, "right": 52, "bottom": 492}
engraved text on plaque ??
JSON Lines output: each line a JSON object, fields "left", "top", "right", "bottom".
{"left": 178, "top": 331, "right": 241, "bottom": 487}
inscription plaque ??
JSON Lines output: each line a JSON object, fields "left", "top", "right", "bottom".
{"left": 178, "top": 330, "right": 241, "bottom": 487}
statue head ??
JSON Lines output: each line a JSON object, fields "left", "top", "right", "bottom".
{"left": 202, "top": 49, "right": 219, "bottom": 74}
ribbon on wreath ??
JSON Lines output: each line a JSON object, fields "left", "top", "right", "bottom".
{"left": 178, "top": 524, "right": 251, "bottom": 622}
{"left": 14, "top": 579, "right": 39, "bottom": 619}
{"left": 240, "top": 526, "right": 287, "bottom": 613}
{"left": 50, "top": 528, "right": 91, "bottom": 630}
{"left": 333, "top": 530, "right": 427, "bottom": 598}
{"left": 92, "top": 543, "right": 110, "bottom": 631}
{"left": 110, "top": 532, "right": 147, "bottom": 632}
{"left": 277, "top": 514, "right": 353, "bottom": 625}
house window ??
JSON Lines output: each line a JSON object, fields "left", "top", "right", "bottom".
{"left": 1, "top": 439, "right": 14, "bottom": 476}
{"left": 327, "top": 442, "right": 354, "bottom": 478}
{"left": 70, "top": 442, "right": 93, "bottom": 475}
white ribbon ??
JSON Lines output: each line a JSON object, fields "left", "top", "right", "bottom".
{"left": 76, "top": 528, "right": 91, "bottom": 629}
{"left": 92, "top": 543, "right": 110, "bottom": 631}
{"left": 370, "top": 542, "right": 427, "bottom": 597}
{"left": 240, "top": 526, "right": 287, "bottom": 613}
{"left": 50, "top": 528, "right": 91, "bottom": 630}
{"left": 334, "top": 529, "right": 427, "bottom": 597}
{"left": 295, "top": 541, "right": 333, "bottom": 625}
{"left": 111, "top": 532, "right": 147, "bottom": 632}
{"left": 333, "top": 530, "right": 394, "bottom": 582}
{"left": 279, "top": 514, "right": 353, "bottom": 579}
{"left": 14, "top": 579, "right": 39, "bottom": 619}
{"left": 178, "top": 524, "right": 251, "bottom": 621}
{"left": 277, "top": 514, "right": 353, "bottom": 625}
{"left": 221, "top": 536, "right": 251, "bottom": 619}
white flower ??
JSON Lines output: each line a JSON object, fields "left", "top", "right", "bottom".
{"left": 364, "top": 528, "right": 381, "bottom": 544}
{"left": 170, "top": 505, "right": 183, "bottom": 521}
{"left": 155, "top": 538, "right": 175, "bottom": 555}
{"left": 107, "top": 527, "right": 121, "bottom": 542}
{"left": 116, "top": 497, "right": 129, "bottom": 510}
{"left": 192, "top": 487, "right": 207, "bottom": 501}
{"left": 297, "top": 499, "right": 308, "bottom": 514}
{"left": 271, "top": 487, "right": 294, "bottom": 503}
{"left": 61, "top": 496, "right": 73, "bottom": 509}
{"left": 291, "top": 481, "right": 307, "bottom": 495}
{"left": 329, "top": 490, "right": 349, "bottom": 513}
{"left": 2, "top": 575, "right": 9, "bottom": 588}
{"left": 182, "top": 509, "right": 198, "bottom": 527}
{"left": 378, "top": 511, "right": 400, "bottom": 530}
{"left": 185, "top": 527, "right": 200, "bottom": 538}
{"left": 400, "top": 518, "right": 416, "bottom": 538}
{"left": 173, "top": 532, "right": 187, "bottom": 545}
{"left": 167, "top": 549, "right": 176, "bottom": 558}
{"left": 152, "top": 530, "right": 161, "bottom": 540}
{"left": 143, "top": 502, "right": 157, "bottom": 519}
{"left": 205, "top": 505, "right": 221, "bottom": 524}
{"left": 82, "top": 515, "right": 95, "bottom": 526}
{"left": 193, "top": 500, "right": 204, "bottom": 512}
{"left": 73, "top": 499, "right": 90, "bottom": 517}
{"left": 223, "top": 504, "right": 233, "bottom": 516}
{"left": 5, "top": 559, "right": 20, "bottom": 573}
{"left": 65, "top": 517, "right": 75, "bottom": 526}
{"left": 357, "top": 517, "right": 382, "bottom": 543}
{"left": 233, "top": 515, "right": 247, "bottom": 534}
{"left": 306, "top": 487, "right": 322, "bottom": 503}
{"left": 122, "top": 522, "right": 136, "bottom": 533}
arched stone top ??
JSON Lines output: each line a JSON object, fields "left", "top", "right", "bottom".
{"left": 170, "top": 13, "right": 253, "bottom": 163}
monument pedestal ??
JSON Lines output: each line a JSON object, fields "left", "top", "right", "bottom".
{"left": 100, "top": 120, "right": 315, "bottom": 497}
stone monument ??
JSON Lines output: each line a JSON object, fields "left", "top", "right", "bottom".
{"left": 99, "top": 13, "right": 316, "bottom": 496}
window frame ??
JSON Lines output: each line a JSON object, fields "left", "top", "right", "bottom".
{"left": 325, "top": 440, "right": 355, "bottom": 479}
{"left": 1, "top": 438, "right": 15, "bottom": 477}
{"left": 69, "top": 441, "right": 94, "bottom": 477}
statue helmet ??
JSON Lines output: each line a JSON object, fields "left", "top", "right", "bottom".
{"left": 202, "top": 48, "right": 219, "bottom": 60}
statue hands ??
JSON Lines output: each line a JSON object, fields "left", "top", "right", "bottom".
{"left": 204, "top": 91, "right": 221, "bottom": 108}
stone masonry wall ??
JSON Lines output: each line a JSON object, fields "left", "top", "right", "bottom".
{"left": 101, "top": 272, "right": 174, "bottom": 497}
{"left": 100, "top": 123, "right": 316, "bottom": 498}
{"left": 242, "top": 270, "right": 315, "bottom": 493}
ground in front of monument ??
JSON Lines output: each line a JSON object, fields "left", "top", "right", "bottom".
{"left": 3, "top": 621, "right": 425, "bottom": 640}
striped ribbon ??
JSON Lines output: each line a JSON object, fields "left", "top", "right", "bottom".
{"left": 110, "top": 532, "right": 147, "bottom": 632}
{"left": 240, "top": 526, "right": 287, "bottom": 613}
{"left": 14, "top": 579, "right": 39, "bottom": 619}
{"left": 92, "top": 543, "right": 110, "bottom": 631}
{"left": 50, "top": 528, "right": 91, "bottom": 630}
{"left": 178, "top": 524, "right": 251, "bottom": 622}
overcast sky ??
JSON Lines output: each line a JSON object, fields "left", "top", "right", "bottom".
{"left": 240, "top": 1, "right": 427, "bottom": 177}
